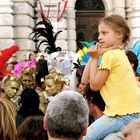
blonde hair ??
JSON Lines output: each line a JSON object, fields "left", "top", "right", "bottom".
{"left": 99, "top": 14, "right": 130, "bottom": 46}
{"left": 122, "top": 119, "right": 140, "bottom": 140}
{"left": 21, "top": 67, "right": 36, "bottom": 80}
{"left": 2, "top": 75, "right": 21, "bottom": 88}
{"left": 0, "top": 98, "right": 17, "bottom": 140}
{"left": 43, "top": 70, "right": 66, "bottom": 91}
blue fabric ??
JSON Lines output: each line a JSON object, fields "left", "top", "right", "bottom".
{"left": 132, "top": 39, "right": 140, "bottom": 74}
{"left": 83, "top": 114, "right": 140, "bottom": 140}
{"left": 79, "top": 41, "right": 97, "bottom": 64}
{"left": 81, "top": 41, "right": 97, "bottom": 49}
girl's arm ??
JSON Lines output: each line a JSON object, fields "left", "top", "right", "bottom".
{"left": 88, "top": 44, "right": 109, "bottom": 91}
{"left": 90, "top": 57, "right": 109, "bottom": 91}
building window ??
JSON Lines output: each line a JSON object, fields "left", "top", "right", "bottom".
{"left": 75, "top": 0, "right": 105, "bottom": 11}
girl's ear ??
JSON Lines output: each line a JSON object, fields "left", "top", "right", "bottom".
{"left": 117, "top": 31, "right": 123, "bottom": 39}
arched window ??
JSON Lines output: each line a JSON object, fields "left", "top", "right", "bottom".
{"left": 75, "top": 0, "right": 105, "bottom": 48}
{"left": 75, "top": 0, "right": 105, "bottom": 11}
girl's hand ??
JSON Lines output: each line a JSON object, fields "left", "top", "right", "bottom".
{"left": 87, "top": 43, "right": 103, "bottom": 58}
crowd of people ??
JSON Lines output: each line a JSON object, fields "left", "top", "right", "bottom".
{"left": 0, "top": 14, "right": 140, "bottom": 140}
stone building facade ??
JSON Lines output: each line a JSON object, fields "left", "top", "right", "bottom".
{"left": 0, "top": 0, "right": 140, "bottom": 57}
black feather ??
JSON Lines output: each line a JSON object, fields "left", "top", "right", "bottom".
{"left": 30, "top": 15, "right": 62, "bottom": 54}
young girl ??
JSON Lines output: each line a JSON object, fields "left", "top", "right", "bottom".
{"left": 82, "top": 14, "right": 140, "bottom": 140}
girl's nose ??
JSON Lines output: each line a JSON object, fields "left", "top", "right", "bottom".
{"left": 98, "top": 35, "right": 101, "bottom": 41}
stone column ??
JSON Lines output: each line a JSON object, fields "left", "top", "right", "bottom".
{"left": 13, "top": 0, "right": 35, "bottom": 58}
{"left": 66, "top": 0, "right": 76, "bottom": 52}
{"left": 35, "top": 0, "right": 68, "bottom": 52}
{"left": 113, "top": 0, "right": 125, "bottom": 17}
{"left": 126, "top": 0, "right": 140, "bottom": 46}
{"left": 0, "top": 0, "right": 15, "bottom": 49}
{"left": 102, "top": 0, "right": 113, "bottom": 16}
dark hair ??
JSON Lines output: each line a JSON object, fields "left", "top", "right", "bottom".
{"left": 74, "top": 63, "right": 85, "bottom": 87}
{"left": 125, "top": 50, "right": 138, "bottom": 72}
{"left": 28, "top": 53, "right": 33, "bottom": 60}
{"left": 34, "top": 50, "right": 39, "bottom": 54}
{"left": 99, "top": 14, "right": 130, "bottom": 45}
{"left": 85, "top": 84, "right": 105, "bottom": 111}
{"left": 18, "top": 88, "right": 43, "bottom": 117}
{"left": 21, "top": 88, "right": 39, "bottom": 108}
{"left": 16, "top": 89, "right": 44, "bottom": 128}
{"left": 36, "top": 59, "right": 49, "bottom": 87}
{"left": 17, "top": 116, "right": 48, "bottom": 140}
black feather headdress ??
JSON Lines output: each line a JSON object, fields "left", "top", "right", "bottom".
{"left": 30, "top": 3, "right": 62, "bottom": 54}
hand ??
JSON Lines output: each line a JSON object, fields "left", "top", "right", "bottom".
{"left": 87, "top": 43, "right": 103, "bottom": 58}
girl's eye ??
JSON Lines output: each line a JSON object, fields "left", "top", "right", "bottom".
{"left": 102, "top": 32, "right": 107, "bottom": 34}
{"left": 98, "top": 32, "right": 107, "bottom": 36}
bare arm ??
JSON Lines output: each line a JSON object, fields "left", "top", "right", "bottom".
{"left": 90, "top": 57, "right": 109, "bottom": 90}
{"left": 88, "top": 43, "right": 109, "bottom": 91}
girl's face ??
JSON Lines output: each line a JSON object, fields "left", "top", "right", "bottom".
{"left": 98, "top": 22, "right": 122, "bottom": 48}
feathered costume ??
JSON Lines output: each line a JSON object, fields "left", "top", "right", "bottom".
{"left": 77, "top": 41, "right": 96, "bottom": 64}
{"left": 0, "top": 45, "right": 19, "bottom": 79}
{"left": 132, "top": 39, "right": 140, "bottom": 74}
{"left": 30, "top": 6, "right": 62, "bottom": 54}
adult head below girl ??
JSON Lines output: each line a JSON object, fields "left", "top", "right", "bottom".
{"left": 81, "top": 14, "right": 140, "bottom": 140}
{"left": 0, "top": 98, "right": 17, "bottom": 140}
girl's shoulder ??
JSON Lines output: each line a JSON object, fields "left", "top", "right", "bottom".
{"left": 103, "top": 49, "right": 114, "bottom": 56}
{"left": 104, "top": 49, "right": 124, "bottom": 55}
{"left": 102, "top": 49, "right": 125, "bottom": 61}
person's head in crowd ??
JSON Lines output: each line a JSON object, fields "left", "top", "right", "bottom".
{"left": 6, "top": 62, "right": 14, "bottom": 72}
{"left": 1, "top": 75, "right": 21, "bottom": 100}
{"left": 35, "top": 59, "right": 49, "bottom": 113}
{"left": 125, "top": 50, "right": 138, "bottom": 74}
{"left": 74, "top": 63, "right": 87, "bottom": 95}
{"left": 19, "top": 54, "right": 28, "bottom": 62}
{"left": 18, "top": 88, "right": 43, "bottom": 116}
{"left": 11, "top": 55, "right": 18, "bottom": 65}
{"left": 16, "top": 88, "right": 44, "bottom": 128}
{"left": 125, "top": 50, "right": 140, "bottom": 84}
{"left": 44, "top": 90, "right": 89, "bottom": 140}
{"left": 78, "top": 82, "right": 87, "bottom": 96}
{"left": 20, "top": 67, "right": 36, "bottom": 89}
{"left": 35, "top": 59, "right": 49, "bottom": 87}
{"left": 122, "top": 119, "right": 140, "bottom": 140}
{"left": 17, "top": 116, "right": 48, "bottom": 140}
{"left": 75, "top": 64, "right": 85, "bottom": 87}
{"left": 28, "top": 53, "right": 33, "bottom": 61}
{"left": 32, "top": 50, "right": 39, "bottom": 60}
{"left": 84, "top": 84, "right": 105, "bottom": 121}
{"left": 0, "top": 98, "right": 17, "bottom": 140}
{"left": 40, "top": 55, "right": 45, "bottom": 59}
{"left": 42, "top": 70, "right": 66, "bottom": 96}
